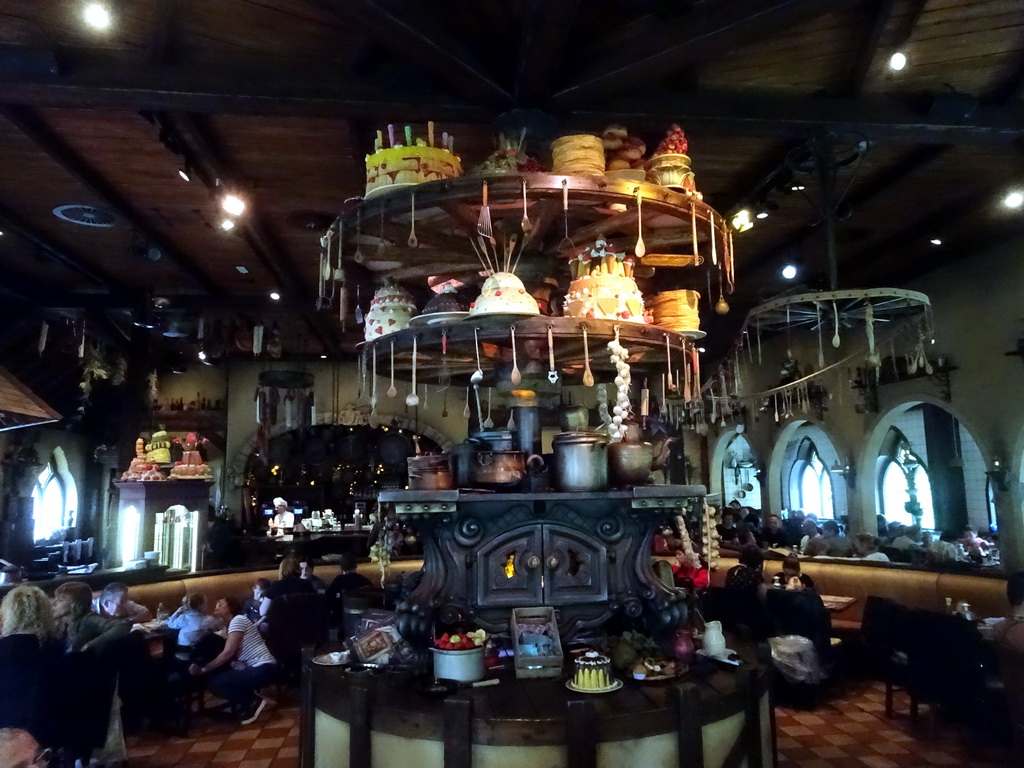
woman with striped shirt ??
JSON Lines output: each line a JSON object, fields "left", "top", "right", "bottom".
{"left": 189, "top": 596, "right": 277, "bottom": 724}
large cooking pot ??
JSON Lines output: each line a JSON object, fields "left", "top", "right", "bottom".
{"left": 407, "top": 454, "right": 453, "bottom": 490}
{"left": 472, "top": 430, "right": 515, "bottom": 451}
{"left": 470, "top": 450, "right": 528, "bottom": 490}
{"left": 551, "top": 431, "right": 609, "bottom": 491}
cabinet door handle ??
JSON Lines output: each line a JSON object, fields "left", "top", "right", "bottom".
{"left": 546, "top": 555, "right": 560, "bottom": 570}
{"left": 526, "top": 555, "right": 541, "bottom": 570}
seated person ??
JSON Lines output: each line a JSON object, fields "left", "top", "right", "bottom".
{"left": 189, "top": 597, "right": 277, "bottom": 725}
{"left": 259, "top": 556, "right": 314, "bottom": 622}
{"left": 53, "top": 582, "right": 131, "bottom": 653}
{"left": 671, "top": 550, "right": 710, "bottom": 590}
{"left": 804, "top": 520, "right": 853, "bottom": 558}
{"left": 761, "top": 514, "right": 791, "bottom": 549}
{"left": 166, "top": 593, "right": 224, "bottom": 648}
{"left": 245, "top": 579, "right": 271, "bottom": 627}
{"left": 772, "top": 554, "right": 816, "bottom": 591}
{"left": 720, "top": 521, "right": 762, "bottom": 557}
{"left": 300, "top": 559, "right": 327, "bottom": 593}
{"left": 890, "top": 524, "right": 922, "bottom": 551}
{"left": 716, "top": 511, "right": 738, "bottom": 543}
{"left": 725, "top": 544, "right": 767, "bottom": 600}
{"left": 796, "top": 519, "right": 820, "bottom": 555}
{"left": 326, "top": 552, "right": 373, "bottom": 625}
{"left": 960, "top": 526, "right": 992, "bottom": 561}
{"left": 992, "top": 571, "right": 1024, "bottom": 652}
{"left": 268, "top": 497, "right": 294, "bottom": 535}
{"left": 853, "top": 533, "right": 890, "bottom": 561}
{"left": 782, "top": 509, "right": 807, "bottom": 547}
{"left": 92, "top": 582, "right": 152, "bottom": 623}
{"left": 929, "top": 529, "right": 966, "bottom": 563}
{"left": 0, "top": 728, "right": 47, "bottom": 768}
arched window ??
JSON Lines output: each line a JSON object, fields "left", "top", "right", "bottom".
{"left": 31, "top": 447, "right": 78, "bottom": 543}
{"left": 788, "top": 439, "right": 834, "bottom": 519}
{"left": 877, "top": 429, "right": 934, "bottom": 529}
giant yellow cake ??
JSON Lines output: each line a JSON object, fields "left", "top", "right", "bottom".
{"left": 565, "top": 239, "right": 646, "bottom": 323}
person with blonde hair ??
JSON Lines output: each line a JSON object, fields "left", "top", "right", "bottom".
{"left": 0, "top": 728, "right": 48, "bottom": 768}
{"left": 0, "top": 586, "right": 61, "bottom": 745}
{"left": 52, "top": 581, "right": 129, "bottom": 653}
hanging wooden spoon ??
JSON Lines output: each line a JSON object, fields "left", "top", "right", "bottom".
{"left": 520, "top": 180, "right": 531, "bottom": 234}
{"left": 463, "top": 387, "right": 471, "bottom": 419}
{"left": 369, "top": 345, "right": 379, "bottom": 427}
{"left": 387, "top": 340, "right": 397, "bottom": 397}
{"left": 634, "top": 187, "right": 646, "bottom": 258}
{"left": 471, "top": 327, "right": 484, "bottom": 385}
{"left": 407, "top": 192, "right": 418, "bottom": 248}
{"left": 582, "top": 325, "right": 595, "bottom": 387}
{"left": 482, "top": 388, "right": 494, "bottom": 428}
{"left": 405, "top": 335, "right": 420, "bottom": 407}
{"left": 832, "top": 301, "right": 841, "bottom": 348}
{"left": 510, "top": 326, "right": 522, "bottom": 384}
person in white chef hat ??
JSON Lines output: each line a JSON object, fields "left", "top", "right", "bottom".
{"left": 268, "top": 496, "right": 294, "bottom": 535}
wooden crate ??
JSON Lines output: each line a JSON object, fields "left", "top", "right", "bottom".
{"left": 511, "top": 606, "right": 563, "bottom": 679}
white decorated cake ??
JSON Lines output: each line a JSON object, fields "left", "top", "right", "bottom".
{"left": 365, "top": 124, "right": 462, "bottom": 196}
{"left": 566, "top": 239, "right": 647, "bottom": 323}
{"left": 572, "top": 651, "right": 613, "bottom": 690}
{"left": 469, "top": 272, "right": 539, "bottom": 317}
{"left": 365, "top": 281, "right": 417, "bottom": 340}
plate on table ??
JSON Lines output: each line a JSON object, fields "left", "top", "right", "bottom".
{"left": 565, "top": 678, "right": 623, "bottom": 694}
{"left": 633, "top": 666, "right": 688, "bottom": 682}
{"left": 312, "top": 651, "right": 350, "bottom": 666}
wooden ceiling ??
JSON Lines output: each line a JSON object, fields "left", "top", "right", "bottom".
{"left": 0, "top": 0, "right": 1022, "bottom": 387}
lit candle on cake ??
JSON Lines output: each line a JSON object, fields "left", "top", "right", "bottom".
{"left": 428, "top": 121, "right": 435, "bottom": 147}
{"left": 387, "top": 124, "right": 395, "bottom": 148}
{"left": 404, "top": 125, "right": 413, "bottom": 147}
{"left": 375, "top": 130, "right": 383, "bottom": 152}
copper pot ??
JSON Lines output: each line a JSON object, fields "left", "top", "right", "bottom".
{"left": 407, "top": 454, "right": 453, "bottom": 490}
{"left": 470, "top": 450, "right": 527, "bottom": 489}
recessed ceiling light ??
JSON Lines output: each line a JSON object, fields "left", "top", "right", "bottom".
{"left": 235, "top": 265, "right": 249, "bottom": 274}
{"left": 889, "top": 51, "right": 907, "bottom": 71}
{"left": 697, "top": 347, "right": 706, "bottom": 353}
{"left": 320, "top": 355, "right": 327, "bottom": 359}
{"left": 220, "top": 218, "right": 235, "bottom": 231}
{"left": 198, "top": 350, "right": 207, "bottom": 361}
{"left": 0, "top": 230, "right": 4, "bottom": 236}
{"left": 756, "top": 210, "right": 769, "bottom": 220}
{"left": 791, "top": 185, "right": 805, "bottom": 192}
{"left": 178, "top": 167, "right": 190, "bottom": 182}
{"left": 1004, "top": 190, "right": 1024, "bottom": 209}
{"left": 781, "top": 264, "right": 798, "bottom": 279}
{"left": 269, "top": 291, "right": 281, "bottom": 301}
{"left": 84, "top": 3, "right": 111, "bottom": 30}
{"left": 930, "top": 238, "right": 942, "bottom": 246}
{"left": 222, "top": 194, "right": 245, "bottom": 216}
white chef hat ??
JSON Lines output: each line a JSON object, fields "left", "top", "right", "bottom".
{"left": 272, "top": 497, "right": 288, "bottom": 508}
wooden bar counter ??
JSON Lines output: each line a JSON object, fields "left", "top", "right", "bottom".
{"left": 301, "top": 645, "right": 774, "bottom": 768}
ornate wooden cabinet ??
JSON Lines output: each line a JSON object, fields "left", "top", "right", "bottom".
{"left": 381, "top": 486, "right": 704, "bottom": 647}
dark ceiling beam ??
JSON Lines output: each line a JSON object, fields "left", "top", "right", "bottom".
{"left": 838, "top": 0, "right": 896, "bottom": 97}
{"left": 0, "top": 104, "right": 224, "bottom": 296}
{"left": 0, "top": 48, "right": 489, "bottom": 119}
{"left": 173, "top": 113, "right": 342, "bottom": 357}
{"left": 990, "top": 44, "right": 1024, "bottom": 105}
{"left": 552, "top": 0, "right": 867, "bottom": 104}
{"left": 512, "top": 0, "right": 580, "bottom": 106}
{"left": 0, "top": 201, "right": 125, "bottom": 290}
{"left": 146, "top": 0, "right": 180, "bottom": 65}
{"left": 36, "top": 293, "right": 315, "bottom": 313}
{"left": 318, "top": 0, "right": 510, "bottom": 104}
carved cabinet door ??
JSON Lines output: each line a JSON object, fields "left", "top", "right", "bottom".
{"left": 542, "top": 523, "right": 608, "bottom": 604}
{"left": 474, "top": 526, "right": 545, "bottom": 607}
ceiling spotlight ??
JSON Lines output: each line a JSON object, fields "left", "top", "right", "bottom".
{"left": 220, "top": 218, "right": 235, "bottom": 231}
{"left": 730, "top": 208, "right": 753, "bottom": 233}
{"left": 1004, "top": 190, "right": 1024, "bottom": 209}
{"left": 221, "top": 194, "right": 246, "bottom": 216}
{"left": 320, "top": 355, "right": 328, "bottom": 359}
{"left": 177, "top": 166, "right": 191, "bottom": 182}
{"left": 269, "top": 291, "right": 281, "bottom": 301}
{"left": 756, "top": 210, "right": 769, "bottom": 220}
{"left": 697, "top": 347, "right": 706, "bottom": 353}
{"left": 791, "top": 184, "right": 806, "bottom": 192}
{"left": 83, "top": 3, "right": 111, "bottom": 30}
{"left": 930, "top": 238, "right": 942, "bottom": 246}
{"left": 889, "top": 51, "right": 907, "bottom": 71}
{"left": 781, "top": 264, "right": 798, "bottom": 280}
{"left": 198, "top": 350, "right": 207, "bottom": 361}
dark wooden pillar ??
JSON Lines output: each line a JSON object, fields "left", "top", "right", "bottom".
{"left": 923, "top": 406, "right": 966, "bottom": 531}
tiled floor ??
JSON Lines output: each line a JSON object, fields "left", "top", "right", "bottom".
{"left": 125, "top": 680, "right": 1017, "bottom": 767}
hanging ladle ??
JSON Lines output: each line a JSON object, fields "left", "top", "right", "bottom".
{"left": 634, "top": 187, "right": 646, "bottom": 259}
{"left": 509, "top": 326, "right": 522, "bottom": 384}
{"left": 407, "top": 192, "right": 418, "bottom": 248}
{"left": 471, "top": 327, "right": 484, "bottom": 385}
{"left": 387, "top": 340, "right": 397, "bottom": 397}
{"left": 482, "top": 389, "right": 494, "bottom": 429}
{"left": 405, "top": 335, "right": 420, "bottom": 407}
{"left": 582, "top": 324, "right": 595, "bottom": 387}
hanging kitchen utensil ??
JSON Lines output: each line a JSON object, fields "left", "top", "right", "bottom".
{"left": 463, "top": 387, "right": 471, "bottom": 419}
{"left": 832, "top": 301, "right": 841, "bottom": 348}
{"left": 354, "top": 285, "right": 364, "bottom": 325}
{"left": 369, "top": 345, "right": 379, "bottom": 427}
{"left": 354, "top": 205, "right": 364, "bottom": 263}
{"left": 387, "top": 340, "right": 397, "bottom": 397}
{"left": 557, "top": 178, "right": 573, "bottom": 252}
{"left": 473, "top": 384, "right": 484, "bottom": 426}
{"left": 665, "top": 334, "right": 673, "bottom": 391}
{"left": 816, "top": 303, "right": 824, "bottom": 369}
{"left": 582, "top": 324, "right": 595, "bottom": 387}
{"left": 406, "top": 335, "right": 420, "bottom": 407}
{"left": 520, "top": 179, "right": 531, "bottom": 234}
{"left": 357, "top": 351, "right": 371, "bottom": 407}
{"left": 865, "top": 302, "right": 881, "bottom": 368}
{"left": 510, "top": 326, "right": 522, "bottom": 384}
{"left": 547, "top": 325, "right": 559, "bottom": 383}
{"left": 438, "top": 330, "right": 451, "bottom": 389}
{"left": 483, "top": 388, "right": 494, "bottom": 429}
{"left": 477, "top": 181, "right": 494, "bottom": 243}
{"left": 407, "top": 192, "right": 418, "bottom": 248}
{"left": 471, "top": 327, "right": 484, "bottom": 385}
{"left": 507, "top": 406, "right": 516, "bottom": 431}
{"left": 634, "top": 187, "right": 646, "bottom": 258}
{"left": 441, "top": 386, "right": 448, "bottom": 418}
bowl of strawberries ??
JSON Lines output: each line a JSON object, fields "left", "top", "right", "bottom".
{"left": 431, "top": 629, "right": 487, "bottom": 682}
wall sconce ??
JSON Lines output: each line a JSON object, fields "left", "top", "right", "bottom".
{"left": 831, "top": 459, "right": 856, "bottom": 488}
{"left": 987, "top": 457, "right": 1009, "bottom": 492}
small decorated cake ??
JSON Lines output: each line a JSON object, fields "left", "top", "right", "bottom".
{"left": 572, "top": 651, "right": 613, "bottom": 690}
{"left": 365, "top": 280, "right": 417, "bottom": 340}
{"left": 140, "top": 464, "right": 167, "bottom": 482}
{"left": 421, "top": 283, "right": 467, "bottom": 316}
{"left": 469, "top": 272, "right": 540, "bottom": 317}
{"left": 649, "top": 290, "right": 701, "bottom": 332}
{"left": 645, "top": 125, "right": 695, "bottom": 191}
{"left": 120, "top": 438, "right": 150, "bottom": 481}
{"left": 146, "top": 429, "right": 172, "bottom": 464}
{"left": 565, "top": 239, "right": 647, "bottom": 323}
{"left": 169, "top": 432, "right": 213, "bottom": 480}
{"left": 551, "top": 134, "right": 605, "bottom": 177}
{"left": 365, "top": 123, "right": 462, "bottom": 196}
{"left": 602, "top": 125, "right": 646, "bottom": 173}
